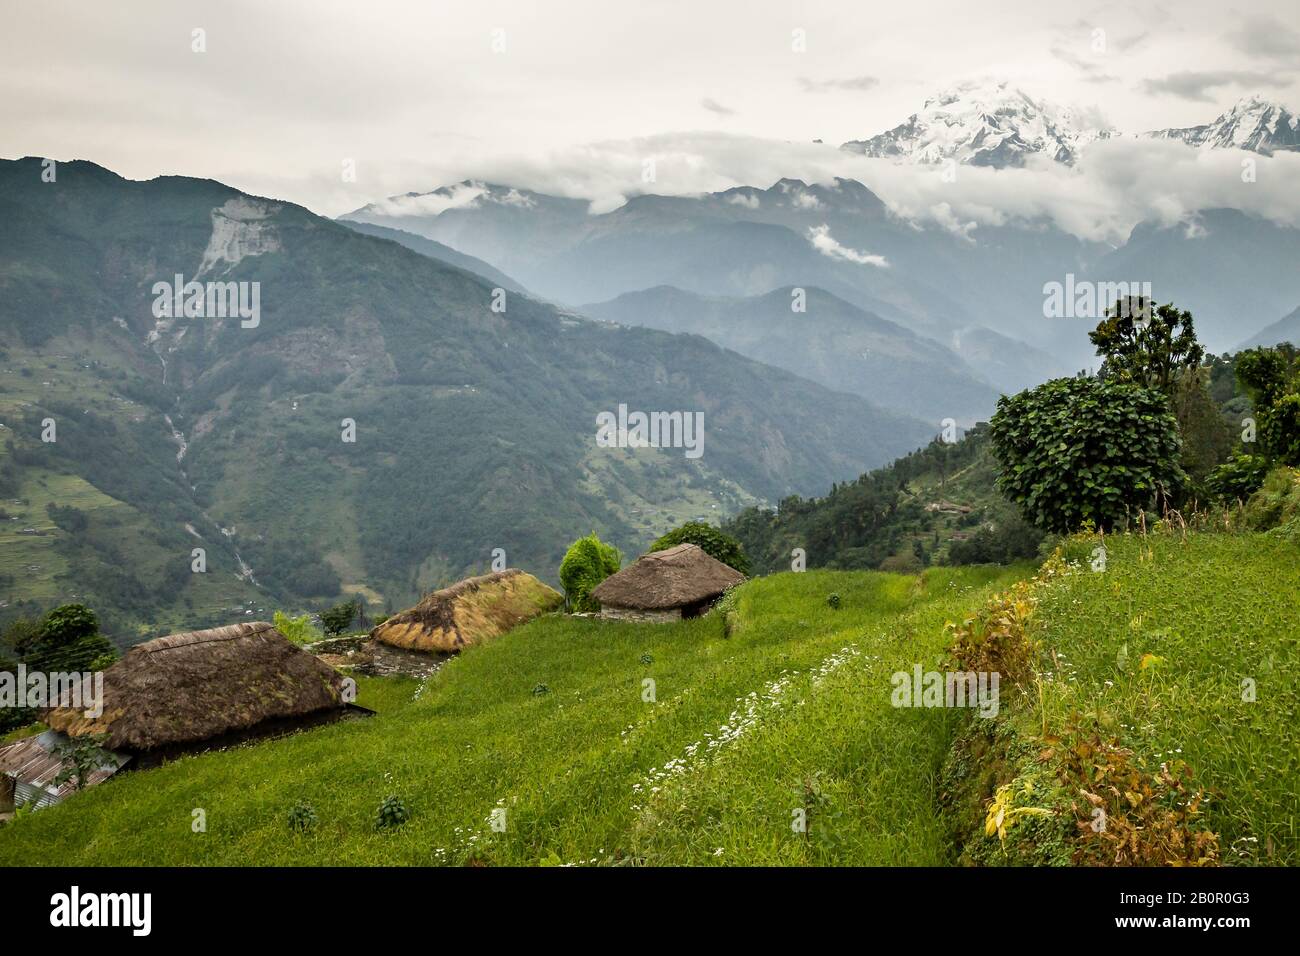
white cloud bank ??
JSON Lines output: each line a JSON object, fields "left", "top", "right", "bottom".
{"left": 394, "top": 131, "right": 1300, "bottom": 244}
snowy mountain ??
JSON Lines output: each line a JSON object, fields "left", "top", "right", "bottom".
{"left": 840, "top": 82, "right": 1112, "bottom": 168}
{"left": 1144, "top": 95, "right": 1300, "bottom": 155}
{"left": 842, "top": 84, "right": 1296, "bottom": 167}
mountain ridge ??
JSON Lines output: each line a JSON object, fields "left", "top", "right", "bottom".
{"left": 841, "top": 84, "right": 1297, "bottom": 167}
{"left": 0, "top": 157, "right": 931, "bottom": 640}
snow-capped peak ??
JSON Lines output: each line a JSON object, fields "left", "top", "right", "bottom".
{"left": 1144, "top": 95, "right": 1299, "bottom": 155}
{"left": 843, "top": 84, "right": 1296, "bottom": 166}
{"left": 841, "top": 81, "right": 1112, "bottom": 168}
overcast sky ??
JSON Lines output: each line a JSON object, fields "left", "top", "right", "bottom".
{"left": 2, "top": 0, "right": 1298, "bottom": 220}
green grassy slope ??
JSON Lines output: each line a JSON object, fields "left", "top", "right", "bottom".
{"left": 1028, "top": 532, "right": 1299, "bottom": 864}
{"left": 0, "top": 564, "right": 1023, "bottom": 865}
{"left": 1, "top": 530, "right": 1292, "bottom": 866}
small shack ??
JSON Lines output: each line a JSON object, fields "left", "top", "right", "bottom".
{"left": 0, "top": 621, "right": 359, "bottom": 809}
{"left": 590, "top": 543, "right": 744, "bottom": 622}
{"left": 0, "top": 729, "right": 130, "bottom": 811}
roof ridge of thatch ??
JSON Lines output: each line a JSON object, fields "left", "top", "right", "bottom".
{"left": 643, "top": 543, "right": 697, "bottom": 559}
{"left": 139, "top": 621, "right": 277, "bottom": 654}
{"left": 431, "top": 569, "right": 522, "bottom": 602}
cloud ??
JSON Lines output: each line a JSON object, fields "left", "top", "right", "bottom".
{"left": 1139, "top": 70, "right": 1275, "bottom": 102}
{"left": 336, "top": 128, "right": 1300, "bottom": 246}
{"left": 1227, "top": 15, "right": 1300, "bottom": 64}
{"left": 1114, "top": 31, "right": 1150, "bottom": 53}
{"left": 361, "top": 180, "right": 539, "bottom": 217}
{"left": 700, "top": 98, "right": 736, "bottom": 116}
{"left": 1050, "top": 45, "right": 1117, "bottom": 84}
{"left": 797, "top": 75, "right": 879, "bottom": 93}
{"left": 367, "top": 180, "right": 487, "bottom": 217}
{"left": 806, "top": 224, "right": 890, "bottom": 267}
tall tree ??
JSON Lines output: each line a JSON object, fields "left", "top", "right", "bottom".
{"left": 1090, "top": 299, "right": 1205, "bottom": 396}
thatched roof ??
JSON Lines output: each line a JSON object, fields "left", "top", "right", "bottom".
{"left": 43, "top": 622, "right": 346, "bottom": 752}
{"left": 590, "top": 544, "right": 744, "bottom": 610}
{"left": 372, "top": 569, "right": 562, "bottom": 653}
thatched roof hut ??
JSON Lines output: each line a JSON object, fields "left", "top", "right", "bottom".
{"left": 42, "top": 621, "right": 349, "bottom": 756}
{"left": 590, "top": 544, "right": 744, "bottom": 621}
{"left": 372, "top": 569, "right": 562, "bottom": 653}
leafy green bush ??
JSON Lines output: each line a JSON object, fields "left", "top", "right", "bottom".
{"left": 558, "top": 533, "right": 621, "bottom": 612}
{"left": 375, "top": 795, "right": 410, "bottom": 830}
{"left": 273, "top": 611, "right": 322, "bottom": 645}
{"left": 51, "top": 734, "right": 113, "bottom": 793}
{"left": 1206, "top": 452, "right": 1272, "bottom": 503}
{"left": 41, "top": 604, "right": 97, "bottom": 645}
{"left": 946, "top": 509, "right": 1045, "bottom": 565}
{"left": 650, "top": 521, "right": 751, "bottom": 575}
{"left": 12, "top": 605, "right": 115, "bottom": 673}
{"left": 989, "top": 376, "right": 1185, "bottom": 533}
{"left": 85, "top": 650, "right": 120, "bottom": 673}
{"left": 1171, "top": 368, "right": 1235, "bottom": 483}
{"left": 1235, "top": 346, "right": 1300, "bottom": 465}
{"left": 321, "top": 599, "right": 359, "bottom": 636}
{"left": 287, "top": 802, "right": 318, "bottom": 832}
{"left": 1241, "top": 466, "right": 1300, "bottom": 532}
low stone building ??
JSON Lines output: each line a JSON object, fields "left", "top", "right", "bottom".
{"left": 590, "top": 543, "right": 744, "bottom": 622}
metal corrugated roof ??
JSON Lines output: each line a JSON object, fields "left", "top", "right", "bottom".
{"left": 0, "top": 730, "right": 128, "bottom": 803}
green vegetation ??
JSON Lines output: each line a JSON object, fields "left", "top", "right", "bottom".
{"left": 1240, "top": 465, "right": 1300, "bottom": 535}
{"left": 321, "top": 599, "right": 360, "bottom": 637}
{"left": 725, "top": 424, "right": 1042, "bottom": 574}
{"left": 1233, "top": 344, "right": 1300, "bottom": 465}
{"left": 272, "top": 610, "right": 322, "bottom": 646}
{"left": 0, "top": 528, "right": 1293, "bottom": 866}
{"left": 945, "top": 531, "right": 1298, "bottom": 866}
{"left": 1, "top": 603, "right": 118, "bottom": 734}
{"left": 649, "top": 521, "right": 750, "bottom": 574}
{"left": 558, "top": 533, "right": 621, "bottom": 612}
{"left": 0, "top": 565, "right": 1023, "bottom": 865}
{"left": 1207, "top": 453, "right": 1272, "bottom": 503}
{"left": 51, "top": 734, "right": 114, "bottom": 793}
{"left": 989, "top": 376, "right": 1185, "bottom": 532}
{"left": 1090, "top": 299, "right": 1205, "bottom": 395}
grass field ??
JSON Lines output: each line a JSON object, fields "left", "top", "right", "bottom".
{"left": 0, "top": 530, "right": 1294, "bottom": 866}
{"left": 0, "top": 564, "right": 1024, "bottom": 865}
{"left": 1027, "top": 532, "right": 1300, "bottom": 864}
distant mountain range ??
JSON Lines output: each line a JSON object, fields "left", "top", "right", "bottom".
{"left": 581, "top": 284, "right": 1005, "bottom": 425}
{"left": 841, "top": 83, "right": 1298, "bottom": 167}
{"left": 841, "top": 82, "right": 1113, "bottom": 167}
{"left": 340, "top": 220, "right": 530, "bottom": 294}
{"left": 342, "top": 168, "right": 1300, "bottom": 367}
{"left": 1238, "top": 304, "right": 1300, "bottom": 350}
{"left": 0, "top": 158, "right": 932, "bottom": 639}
